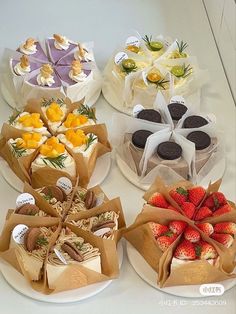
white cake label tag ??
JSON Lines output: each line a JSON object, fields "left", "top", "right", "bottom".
{"left": 16, "top": 193, "right": 35, "bottom": 208}
{"left": 133, "top": 104, "right": 145, "bottom": 117}
{"left": 205, "top": 113, "right": 216, "bottom": 123}
{"left": 125, "top": 36, "right": 140, "bottom": 47}
{"left": 56, "top": 177, "right": 73, "bottom": 195}
{"left": 54, "top": 248, "right": 68, "bottom": 265}
{"left": 114, "top": 52, "right": 128, "bottom": 65}
{"left": 170, "top": 95, "right": 185, "bottom": 105}
{"left": 142, "top": 71, "right": 149, "bottom": 86}
{"left": 94, "top": 227, "right": 111, "bottom": 237}
{"left": 96, "top": 193, "right": 105, "bottom": 207}
{"left": 12, "top": 224, "right": 29, "bottom": 244}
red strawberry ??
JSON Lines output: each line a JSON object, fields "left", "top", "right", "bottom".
{"left": 195, "top": 241, "right": 218, "bottom": 259}
{"left": 188, "top": 186, "right": 206, "bottom": 206}
{"left": 181, "top": 202, "right": 195, "bottom": 219}
{"left": 169, "top": 187, "right": 188, "bottom": 205}
{"left": 213, "top": 204, "right": 231, "bottom": 216}
{"left": 203, "top": 192, "right": 227, "bottom": 210}
{"left": 184, "top": 226, "right": 201, "bottom": 243}
{"left": 174, "top": 240, "right": 196, "bottom": 260}
{"left": 169, "top": 220, "right": 187, "bottom": 235}
{"left": 211, "top": 233, "right": 234, "bottom": 248}
{"left": 148, "top": 192, "right": 169, "bottom": 208}
{"left": 196, "top": 222, "right": 214, "bottom": 236}
{"left": 194, "top": 206, "right": 212, "bottom": 221}
{"left": 156, "top": 232, "right": 177, "bottom": 251}
{"left": 167, "top": 205, "right": 179, "bottom": 212}
{"left": 214, "top": 222, "right": 236, "bottom": 235}
{"left": 149, "top": 222, "right": 169, "bottom": 238}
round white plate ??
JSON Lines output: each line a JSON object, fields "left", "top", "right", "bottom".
{"left": 0, "top": 241, "right": 123, "bottom": 303}
{"left": 116, "top": 153, "right": 226, "bottom": 191}
{"left": 0, "top": 152, "right": 111, "bottom": 193}
{"left": 126, "top": 242, "right": 236, "bottom": 298}
{"left": 102, "top": 87, "right": 132, "bottom": 116}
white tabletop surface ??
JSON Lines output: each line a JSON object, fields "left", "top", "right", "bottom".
{"left": 0, "top": 0, "right": 235, "bottom": 313}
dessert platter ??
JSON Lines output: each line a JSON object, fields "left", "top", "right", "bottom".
{"left": 0, "top": 179, "right": 126, "bottom": 302}
{"left": 102, "top": 33, "right": 207, "bottom": 115}
{"left": 113, "top": 92, "right": 225, "bottom": 190}
{"left": 0, "top": 97, "right": 112, "bottom": 192}
{"left": 125, "top": 177, "right": 236, "bottom": 297}
{"left": 1, "top": 34, "right": 102, "bottom": 109}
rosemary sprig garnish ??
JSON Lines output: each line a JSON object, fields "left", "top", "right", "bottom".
{"left": 42, "top": 154, "right": 67, "bottom": 169}
{"left": 36, "top": 236, "right": 48, "bottom": 247}
{"left": 85, "top": 134, "right": 98, "bottom": 151}
{"left": 182, "top": 64, "right": 192, "bottom": 78}
{"left": 76, "top": 105, "right": 97, "bottom": 121}
{"left": 142, "top": 35, "right": 152, "bottom": 49}
{"left": 147, "top": 77, "right": 169, "bottom": 90}
{"left": 75, "top": 241, "right": 83, "bottom": 249}
{"left": 41, "top": 98, "right": 65, "bottom": 107}
{"left": 43, "top": 188, "right": 53, "bottom": 201}
{"left": 176, "top": 40, "right": 188, "bottom": 54}
{"left": 10, "top": 143, "right": 27, "bottom": 157}
{"left": 8, "top": 109, "right": 22, "bottom": 125}
{"left": 79, "top": 192, "right": 85, "bottom": 200}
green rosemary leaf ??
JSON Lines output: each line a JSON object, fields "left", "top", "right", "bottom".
{"left": 43, "top": 188, "right": 53, "bottom": 201}
{"left": 142, "top": 35, "right": 152, "bottom": 47}
{"left": 182, "top": 64, "right": 193, "bottom": 78}
{"left": 8, "top": 109, "right": 22, "bottom": 125}
{"left": 121, "top": 65, "right": 137, "bottom": 75}
{"left": 75, "top": 241, "right": 83, "bottom": 249}
{"left": 79, "top": 192, "right": 85, "bottom": 201}
{"left": 41, "top": 98, "right": 65, "bottom": 107}
{"left": 85, "top": 134, "right": 98, "bottom": 151}
{"left": 76, "top": 104, "right": 97, "bottom": 121}
{"left": 177, "top": 40, "right": 188, "bottom": 53}
{"left": 42, "top": 154, "right": 67, "bottom": 169}
{"left": 10, "top": 143, "right": 27, "bottom": 157}
{"left": 36, "top": 236, "right": 48, "bottom": 247}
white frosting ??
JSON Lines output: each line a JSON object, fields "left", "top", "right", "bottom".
{"left": 74, "top": 46, "right": 94, "bottom": 62}
{"left": 171, "top": 257, "right": 216, "bottom": 271}
{"left": 69, "top": 70, "right": 88, "bottom": 83}
{"left": 8, "top": 136, "right": 47, "bottom": 156}
{"left": 54, "top": 36, "right": 70, "bottom": 50}
{"left": 19, "top": 43, "right": 37, "bottom": 55}
{"left": 57, "top": 133, "right": 98, "bottom": 157}
{"left": 36, "top": 73, "right": 55, "bottom": 87}
{"left": 14, "top": 62, "right": 31, "bottom": 76}
{"left": 41, "top": 104, "right": 67, "bottom": 133}
{"left": 12, "top": 112, "right": 50, "bottom": 136}
{"left": 31, "top": 151, "right": 76, "bottom": 177}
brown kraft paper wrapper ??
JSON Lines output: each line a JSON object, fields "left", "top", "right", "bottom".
{"left": 46, "top": 223, "right": 120, "bottom": 293}
{"left": 0, "top": 123, "right": 39, "bottom": 183}
{"left": 63, "top": 124, "right": 112, "bottom": 187}
{"left": 66, "top": 197, "right": 126, "bottom": 243}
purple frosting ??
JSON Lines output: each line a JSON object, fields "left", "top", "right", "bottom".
{"left": 46, "top": 38, "right": 77, "bottom": 64}
{"left": 11, "top": 59, "right": 42, "bottom": 75}
{"left": 28, "top": 70, "right": 62, "bottom": 88}
{"left": 17, "top": 42, "right": 48, "bottom": 62}
{"left": 55, "top": 65, "right": 91, "bottom": 86}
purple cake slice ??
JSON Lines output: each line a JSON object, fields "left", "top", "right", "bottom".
{"left": 17, "top": 41, "right": 48, "bottom": 62}
{"left": 55, "top": 65, "right": 92, "bottom": 86}
{"left": 46, "top": 37, "right": 77, "bottom": 64}
{"left": 27, "top": 68, "right": 62, "bottom": 88}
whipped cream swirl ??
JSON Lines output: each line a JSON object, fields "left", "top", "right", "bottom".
{"left": 37, "top": 73, "right": 55, "bottom": 87}
{"left": 14, "top": 62, "right": 31, "bottom": 76}
{"left": 54, "top": 36, "right": 70, "bottom": 50}
{"left": 69, "top": 70, "right": 87, "bottom": 83}
{"left": 19, "top": 43, "right": 37, "bottom": 55}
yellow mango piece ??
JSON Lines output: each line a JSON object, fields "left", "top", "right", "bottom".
{"left": 55, "top": 143, "right": 65, "bottom": 153}
{"left": 22, "top": 133, "right": 32, "bottom": 141}
{"left": 16, "top": 139, "right": 26, "bottom": 148}
{"left": 32, "top": 133, "right": 42, "bottom": 141}
{"left": 40, "top": 144, "right": 51, "bottom": 156}
{"left": 18, "top": 114, "right": 30, "bottom": 122}
{"left": 46, "top": 137, "right": 58, "bottom": 146}
{"left": 26, "top": 139, "right": 38, "bottom": 149}
{"left": 78, "top": 115, "right": 88, "bottom": 124}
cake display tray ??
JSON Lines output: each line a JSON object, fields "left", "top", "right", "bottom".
{"left": 126, "top": 242, "right": 236, "bottom": 298}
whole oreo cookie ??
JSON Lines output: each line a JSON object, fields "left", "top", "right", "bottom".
{"left": 157, "top": 141, "right": 182, "bottom": 160}
{"left": 132, "top": 130, "right": 153, "bottom": 149}
{"left": 168, "top": 103, "right": 188, "bottom": 121}
{"left": 137, "top": 109, "right": 162, "bottom": 123}
{"left": 183, "top": 115, "right": 208, "bottom": 128}
{"left": 187, "top": 131, "right": 211, "bottom": 150}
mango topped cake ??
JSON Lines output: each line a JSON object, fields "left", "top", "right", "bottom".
{"left": 2, "top": 34, "right": 102, "bottom": 108}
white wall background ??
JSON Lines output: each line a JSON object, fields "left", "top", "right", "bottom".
{"left": 204, "top": 0, "right": 236, "bottom": 102}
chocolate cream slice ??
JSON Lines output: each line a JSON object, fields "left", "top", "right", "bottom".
{"left": 183, "top": 115, "right": 209, "bottom": 128}
{"left": 168, "top": 103, "right": 188, "bottom": 121}
{"left": 137, "top": 109, "right": 162, "bottom": 123}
